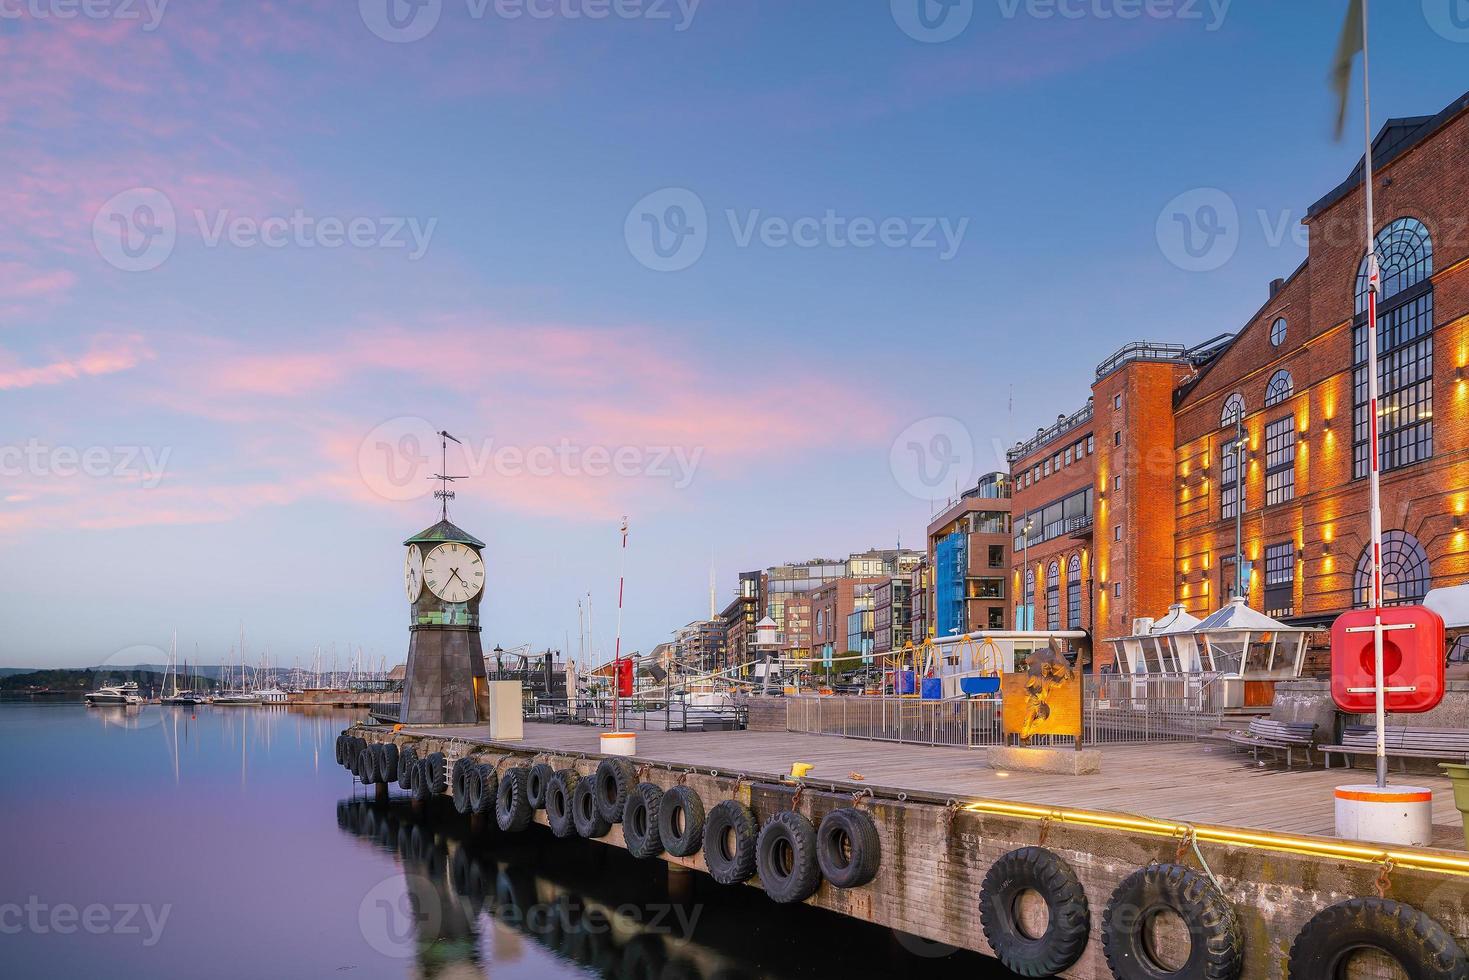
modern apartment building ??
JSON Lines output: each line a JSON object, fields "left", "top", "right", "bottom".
{"left": 925, "top": 472, "right": 1013, "bottom": 638}
{"left": 872, "top": 576, "right": 914, "bottom": 656}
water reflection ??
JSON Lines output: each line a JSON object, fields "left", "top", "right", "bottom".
{"left": 335, "top": 797, "right": 1019, "bottom": 980}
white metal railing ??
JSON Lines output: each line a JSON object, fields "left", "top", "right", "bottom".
{"left": 786, "top": 675, "right": 1221, "bottom": 748}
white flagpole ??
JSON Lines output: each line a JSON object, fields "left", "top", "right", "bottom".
{"left": 1358, "top": 0, "right": 1389, "bottom": 790}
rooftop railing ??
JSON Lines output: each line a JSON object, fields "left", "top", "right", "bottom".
{"left": 1007, "top": 402, "right": 1094, "bottom": 462}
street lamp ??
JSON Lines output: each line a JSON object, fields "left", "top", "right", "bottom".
{"left": 1021, "top": 517, "right": 1035, "bottom": 629}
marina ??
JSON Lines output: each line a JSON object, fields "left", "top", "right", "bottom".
{"left": 10, "top": 4, "right": 1469, "bottom": 980}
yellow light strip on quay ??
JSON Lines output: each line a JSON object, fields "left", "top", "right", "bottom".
{"left": 960, "top": 800, "right": 1469, "bottom": 877}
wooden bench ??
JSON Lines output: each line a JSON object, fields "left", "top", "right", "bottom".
{"left": 1225, "top": 719, "right": 1318, "bottom": 769}
{"left": 1322, "top": 725, "right": 1469, "bottom": 770}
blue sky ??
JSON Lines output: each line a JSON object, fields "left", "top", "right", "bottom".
{"left": 2, "top": 1, "right": 1466, "bottom": 668}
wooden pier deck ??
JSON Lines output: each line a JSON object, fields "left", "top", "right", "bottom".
{"left": 418, "top": 722, "right": 1466, "bottom": 848}
{"left": 350, "top": 720, "right": 1469, "bottom": 978}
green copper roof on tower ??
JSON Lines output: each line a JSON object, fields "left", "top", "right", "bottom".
{"left": 404, "top": 519, "right": 485, "bottom": 549}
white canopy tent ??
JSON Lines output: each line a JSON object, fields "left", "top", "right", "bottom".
{"left": 1424, "top": 583, "right": 1469, "bottom": 629}
{"left": 1110, "top": 597, "right": 1310, "bottom": 680}
{"left": 1110, "top": 603, "right": 1204, "bottom": 675}
{"left": 1192, "top": 597, "right": 1311, "bottom": 679}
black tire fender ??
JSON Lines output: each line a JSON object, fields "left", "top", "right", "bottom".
{"left": 426, "top": 752, "right": 448, "bottom": 795}
{"left": 496, "top": 767, "right": 534, "bottom": 833}
{"left": 526, "top": 762, "right": 555, "bottom": 810}
{"left": 410, "top": 759, "right": 432, "bottom": 803}
{"left": 658, "top": 786, "right": 705, "bottom": 857}
{"left": 756, "top": 810, "right": 821, "bottom": 904}
{"left": 398, "top": 747, "right": 419, "bottom": 792}
{"left": 375, "top": 743, "right": 398, "bottom": 784}
{"left": 546, "top": 768, "right": 579, "bottom": 838}
{"left": 979, "top": 846, "right": 1090, "bottom": 978}
{"left": 703, "top": 800, "right": 758, "bottom": 885}
{"left": 1288, "top": 897, "right": 1469, "bottom": 980}
{"left": 358, "top": 747, "right": 378, "bottom": 785}
{"left": 452, "top": 760, "right": 474, "bottom": 815}
{"left": 473, "top": 764, "right": 497, "bottom": 815}
{"left": 464, "top": 764, "right": 489, "bottom": 816}
{"left": 594, "top": 757, "right": 637, "bottom": 824}
{"left": 1102, "top": 862, "right": 1242, "bottom": 980}
{"left": 451, "top": 757, "right": 471, "bottom": 806}
{"left": 622, "top": 782, "right": 665, "bottom": 859}
{"left": 572, "top": 772, "right": 612, "bottom": 838}
{"left": 816, "top": 807, "right": 881, "bottom": 889}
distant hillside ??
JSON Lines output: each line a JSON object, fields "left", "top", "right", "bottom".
{"left": 0, "top": 668, "right": 221, "bottom": 692}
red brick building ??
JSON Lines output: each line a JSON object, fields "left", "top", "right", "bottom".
{"left": 808, "top": 576, "right": 887, "bottom": 665}
{"left": 1008, "top": 406, "right": 1099, "bottom": 635}
{"left": 1175, "top": 93, "right": 1469, "bottom": 625}
{"left": 1009, "top": 90, "right": 1469, "bottom": 667}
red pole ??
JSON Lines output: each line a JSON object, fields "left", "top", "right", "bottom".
{"left": 612, "top": 517, "right": 628, "bottom": 732}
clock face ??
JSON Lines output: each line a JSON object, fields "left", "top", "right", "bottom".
{"left": 423, "top": 543, "right": 484, "bottom": 603}
{"left": 404, "top": 545, "right": 424, "bottom": 602}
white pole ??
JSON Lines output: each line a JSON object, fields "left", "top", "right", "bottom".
{"left": 1359, "top": 0, "right": 1389, "bottom": 790}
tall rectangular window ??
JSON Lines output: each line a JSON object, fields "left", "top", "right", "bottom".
{"left": 1264, "top": 542, "right": 1294, "bottom": 618}
{"left": 1265, "top": 416, "right": 1296, "bottom": 506}
{"left": 1220, "top": 438, "right": 1240, "bottom": 520}
{"left": 1354, "top": 292, "right": 1433, "bottom": 478}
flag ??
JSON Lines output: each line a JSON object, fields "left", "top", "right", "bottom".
{"left": 1330, "top": 0, "right": 1365, "bottom": 140}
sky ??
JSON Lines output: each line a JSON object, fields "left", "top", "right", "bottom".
{"left": 2, "top": 0, "right": 1467, "bottom": 670}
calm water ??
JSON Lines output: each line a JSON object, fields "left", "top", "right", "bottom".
{"left": 0, "top": 703, "right": 1019, "bottom": 979}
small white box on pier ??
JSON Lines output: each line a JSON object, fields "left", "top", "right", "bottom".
{"left": 485, "top": 681, "right": 523, "bottom": 740}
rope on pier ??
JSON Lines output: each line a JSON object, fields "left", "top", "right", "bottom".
{"left": 1174, "top": 824, "right": 1224, "bottom": 897}
{"left": 1375, "top": 856, "right": 1395, "bottom": 898}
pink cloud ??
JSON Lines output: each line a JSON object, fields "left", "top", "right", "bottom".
{"left": 0, "top": 315, "right": 894, "bottom": 532}
{"left": 0, "top": 334, "right": 151, "bottom": 390}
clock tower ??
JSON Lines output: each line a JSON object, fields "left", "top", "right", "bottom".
{"left": 399, "top": 433, "right": 489, "bottom": 725}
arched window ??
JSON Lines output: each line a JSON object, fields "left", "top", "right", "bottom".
{"left": 1023, "top": 567, "right": 1036, "bottom": 630}
{"left": 1353, "top": 218, "right": 1435, "bottom": 478}
{"left": 1221, "top": 393, "right": 1244, "bottom": 429}
{"left": 1270, "top": 317, "right": 1287, "bottom": 347}
{"left": 1046, "top": 562, "right": 1060, "bottom": 628}
{"left": 1355, "top": 217, "right": 1433, "bottom": 315}
{"left": 1355, "top": 530, "right": 1431, "bottom": 607}
{"left": 1066, "top": 555, "right": 1082, "bottom": 629}
{"left": 1264, "top": 370, "right": 1294, "bottom": 407}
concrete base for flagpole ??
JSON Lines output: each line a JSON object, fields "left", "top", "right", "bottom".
{"left": 1334, "top": 784, "right": 1434, "bottom": 846}
{"left": 600, "top": 732, "right": 637, "bottom": 756}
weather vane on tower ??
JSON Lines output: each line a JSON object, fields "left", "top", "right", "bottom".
{"left": 430, "top": 429, "right": 466, "bottom": 521}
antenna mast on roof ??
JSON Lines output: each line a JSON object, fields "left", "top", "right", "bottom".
{"left": 430, "top": 430, "right": 466, "bottom": 522}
